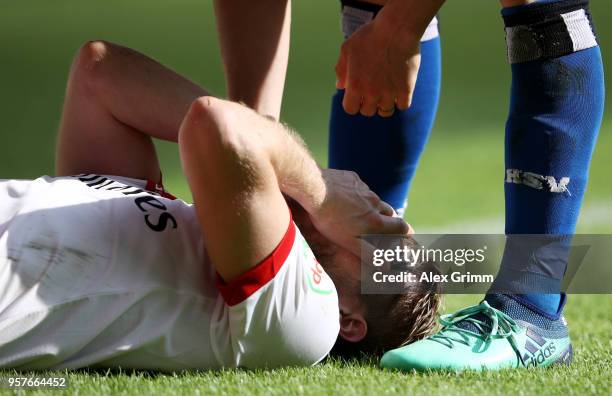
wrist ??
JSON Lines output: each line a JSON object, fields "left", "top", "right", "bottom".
{"left": 298, "top": 165, "right": 327, "bottom": 214}
{"left": 375, "top": 0, "right": 444, "bottom": 42}
{"left": 373, "top": 9, "right": 421, "bottom": 44}
{"left": 279, "top": 161, "right": 327, "bottom": 215}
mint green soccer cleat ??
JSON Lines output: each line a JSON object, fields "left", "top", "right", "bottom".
{"left": 381, "top": 297, "right": 573, "bottom": 372}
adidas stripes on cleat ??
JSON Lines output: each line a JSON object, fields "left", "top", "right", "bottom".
{"left": 380, "top": 299, "right": 573, "bottom": 372}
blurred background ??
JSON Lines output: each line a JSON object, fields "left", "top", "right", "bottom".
{"left": 1, "top": 0, "right": 610, "bottom": 233}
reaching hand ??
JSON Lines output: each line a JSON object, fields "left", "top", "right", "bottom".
{"left": 308, "top": 169, "right": 412, "bottom": 256}
{"left": 335, "top": 18, "right": 421, "bottom": 118}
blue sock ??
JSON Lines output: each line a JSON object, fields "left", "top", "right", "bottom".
{"left": 491, "top": 0, "right": 605, "bottom": 316}
{"left": 329, "top": 1, "right": 441, "bottom": 214}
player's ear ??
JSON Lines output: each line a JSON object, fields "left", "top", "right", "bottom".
{"left": 339, "top": 311, "right": 367, "bottom": 343}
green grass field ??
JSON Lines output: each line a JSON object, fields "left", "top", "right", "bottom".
{"left": 1, "top": 295, "right": 610, "bottom": 396}
{"left": 0, "top": 1, "right": 610, "bottom": 395}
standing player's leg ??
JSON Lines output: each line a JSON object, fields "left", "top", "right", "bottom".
{"left": 482, "top": 0, "right": 604, "bottom": 357}
{"left": 381, "top": 0, "right": 604, "bottom": 371}
{"left": 494, "top": 0, "right": 604, "bottom": 316}
{"left": 57, "top": 41, "right": 207, "bottom": 180}
{"left": 329, "top": 0, "right": 441, "bottom": 215}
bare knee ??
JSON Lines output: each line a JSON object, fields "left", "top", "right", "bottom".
{"left": 78, "top": 41, "right": 109, "bottom": 68}
{"left": 69, "top": 40, "right": 114, "bottom": 93}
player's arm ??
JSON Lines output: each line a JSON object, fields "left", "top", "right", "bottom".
{"left": 214, "top": 0, "right": 290, "bottom": 120}
{"left": 337, "top": 0, "right": 445, "bottom": 115}
{"left": 178, "top": 97, "right": 408, "bottom": 281}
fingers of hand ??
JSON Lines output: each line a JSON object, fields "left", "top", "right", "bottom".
{"left": 377, "top": 200, "right": 396, "bottom": 217}
{"left": 359, "top": 95, "right": 379, "bottom": 117}
{"left": 377, "top": 94, "right": 396, "bottom": 118}
{"left": 395, "top": 90, "right": 413, "bottom": 111}
{"left": 374, "top": 214, "right": 411, "bottom": 235}
{"left": 342, "top": 87, "right": 361, "bottom": 115}
{"left": 344, "top": 87, "right": 398, "bottom": 118}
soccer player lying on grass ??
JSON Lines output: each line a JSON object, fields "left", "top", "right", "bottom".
{"left": 0, "top": 41, "right": 441, "bottom": 370}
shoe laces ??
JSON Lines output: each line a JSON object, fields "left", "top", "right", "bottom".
{"left": 430, "top": 301, "right": 522, "bottom": 349}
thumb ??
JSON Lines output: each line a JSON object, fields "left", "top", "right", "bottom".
{"left": 335, "top": 51, "right": 347, "bottom": 89}
{"left": 378, "top": 214, "right": 411, "bottom": 236}
{"left": 395, "top": 56, "right": 420, "bottom": 110}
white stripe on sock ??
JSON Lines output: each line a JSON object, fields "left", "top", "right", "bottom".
{"left": 561, "top": 9, "right": 597, "bottom": 52}
{"left": 421, "top": 16, "right": 439, "bottom": 42}
{"left": 342, "top": 7, "right": 439, "bottom": 42}
{"left": 341, "top": 6, "right": 374, "bottom": 38}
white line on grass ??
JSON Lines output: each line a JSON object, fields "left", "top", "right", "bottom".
{"left": 417, "top": 200, "right": 612, "bottom": 234}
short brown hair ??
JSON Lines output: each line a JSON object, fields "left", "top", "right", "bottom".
{"left": 331, "top": 238, "right": 443, "bottom": 358}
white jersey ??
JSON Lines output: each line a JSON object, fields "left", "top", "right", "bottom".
{"left": 0, "top": 174, "right": 339, "bottom": 371}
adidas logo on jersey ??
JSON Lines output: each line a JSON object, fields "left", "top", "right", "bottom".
{"left": 300, "top": 237, "right": 334, "bottom": 296}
